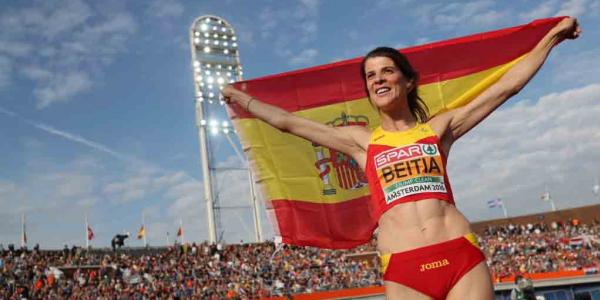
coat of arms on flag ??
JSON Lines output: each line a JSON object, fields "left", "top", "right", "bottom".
{"left": 314, "top": 112, "right": 369, "bottom": 195}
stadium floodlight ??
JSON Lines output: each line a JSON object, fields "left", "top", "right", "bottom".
{"left": 190, "top": 15, "right": 262, "bottom": 244}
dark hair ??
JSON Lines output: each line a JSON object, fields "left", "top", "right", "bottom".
{"left": 360, "top": 47, "right": 429, "bottom": 123}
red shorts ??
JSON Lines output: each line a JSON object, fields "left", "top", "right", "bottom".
{"left": 380, "top": 233, "right": 485, "bottom": 300}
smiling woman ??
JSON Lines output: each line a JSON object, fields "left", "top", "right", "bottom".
{"left": 361, "top": 48, "right": 429, "bottom": 124}
{"left": 222, "top": 17, "right": 580, "bottom": 300}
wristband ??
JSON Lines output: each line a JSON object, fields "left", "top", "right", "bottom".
{"left": 246, "top": 97, "right": 255, "bottom": 111}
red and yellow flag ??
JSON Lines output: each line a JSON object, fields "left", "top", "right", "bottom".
{"left": 229, "top": 17, "right": 564, "bottom": 249}
{"left": 136, "top": 225, "right": 145, "bottom": 240}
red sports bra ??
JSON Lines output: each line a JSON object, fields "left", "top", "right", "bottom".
{"left": 365, "top": 123, "right": 455, "bottom": 219}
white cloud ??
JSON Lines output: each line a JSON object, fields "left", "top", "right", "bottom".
{"left": 30, "top": 120, "right": 129, "bottom": 161}
{"left": 414, "top": 37, "right": 430, "bottom": 46}
{"left": 552, "top": 48, "right": 600, "bottom": 86}
{"left": 519, "top": 0, "right": 558, "bottom": 21}
{"left": 0, "top": 55, "right": 11, "bottom": 89}
{"left": 147, "top": 0, "right": 184, "bottom": 20}
{"left": 50, "top": 173, "right": 95, "bottom": 199}
{"left": 256, "top": 1, "right": 321, "bottom": 63}
{"left": 34, "top": 71, "right": 93, "bottom": 108}
{"left": 154, "top": 171, "right": 187, "bottom": 189}
{"left": 450, "top": 83, "right": 600, "bottom": 221}
{"left": 289, "top": 49, "right": 319, "bottom": 66}
{"left": 0, "top": 1, "right": 137, "bottom": 108}
{"left": 556, "top": 0, "right": 590, "bottom": 17}
{"left": 416, "top": 1, "right": 507, "bottom": 30}
{"left": 0, "top": 40, "right": 33, "bottom": 57}
{"left": 360, "top": 0, "right": 414, "bottom": 18}
{"left": 517, "top": 0, "right": 593, "bottom": 21}
{"left": 104, "top": 174, "right": 152, "bottom": 203}
{"left": 0, "top": 180, "right": 18, "bottom": 207}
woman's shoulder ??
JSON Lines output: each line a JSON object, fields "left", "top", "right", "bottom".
{"left": 426, "top": 111, "right": 454, "bottom": 138}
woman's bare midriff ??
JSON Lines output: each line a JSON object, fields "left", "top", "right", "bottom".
{"left": 376, "top": 198, "right": 472, "bottom": 254}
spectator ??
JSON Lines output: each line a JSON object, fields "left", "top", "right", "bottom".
{"left": 0, "top": 220, "right": 597, "bottom": 299}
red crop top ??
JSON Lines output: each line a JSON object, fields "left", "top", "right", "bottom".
{"left": 365, "top": 123, "right": 455, "bottom": 219}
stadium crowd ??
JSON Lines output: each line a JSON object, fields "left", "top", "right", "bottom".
{"left": 0, "top": 220, "right": 597, "bottom": 299}
{"left": 481, "top": 219, "right": 600, "bottom": 281}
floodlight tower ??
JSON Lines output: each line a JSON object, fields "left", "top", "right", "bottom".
{"left": 189, "top": 16, "right": 262, "bottom": 244}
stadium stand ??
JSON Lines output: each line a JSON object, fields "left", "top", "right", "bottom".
{"left": 1, "top": 205, "right": 598, "bottom": 299}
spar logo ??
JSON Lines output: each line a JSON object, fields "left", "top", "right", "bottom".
{"left": 375, "top": 143, "right": 439, "bottom": 169}
{"left": 313, "top": 112, "right": 369, "bottom": 195}
{"left": 422, "top": 144, "right": 437, "bottom": 155}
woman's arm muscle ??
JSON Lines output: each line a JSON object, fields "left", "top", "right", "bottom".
{"left": 223, "top": 86, "right": 370, "bottom": 163}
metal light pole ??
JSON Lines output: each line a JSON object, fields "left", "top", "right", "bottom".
{"left": 189, "top": 15, "right": 262, "bottom": 243}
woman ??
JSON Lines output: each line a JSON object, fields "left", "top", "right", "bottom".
{"left": 222, "top": 18, "right": 580, "bottom": 300}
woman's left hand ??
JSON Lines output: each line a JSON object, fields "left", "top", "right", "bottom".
{"left": 553, "top": 17, "right": 581, "bottom": 40}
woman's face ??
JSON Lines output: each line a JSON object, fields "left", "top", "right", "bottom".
{"left": 364, "top": 56, "right": 413, "bottom": 110}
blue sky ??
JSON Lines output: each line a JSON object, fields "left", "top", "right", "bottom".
{"left": 0, "top": 0, "right": 599, "bottom": 249}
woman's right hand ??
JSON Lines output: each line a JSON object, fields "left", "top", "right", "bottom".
{"left": 221, "top": 84, "right": 246, "bottom": 105}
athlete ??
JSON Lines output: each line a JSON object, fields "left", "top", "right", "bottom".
{"left": 222, "top": 18, "right": 580, "bottom": 300}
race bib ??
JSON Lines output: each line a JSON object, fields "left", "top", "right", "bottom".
{"left": 374, "top": 143, "right": 446, "bottom": 204}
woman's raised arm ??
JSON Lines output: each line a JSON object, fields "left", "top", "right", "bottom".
{"left": 430, "top": 17, "right": 581, "bottom": 150}
{"left": 222, "top": 85, "right": 370, "bottom": 168}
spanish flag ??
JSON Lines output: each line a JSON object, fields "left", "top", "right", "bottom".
{"left": 136, "top": 225, "right": 145, "bottom": 240}
{"left": 229, "top": 17, "right": 565, "bottom": 249}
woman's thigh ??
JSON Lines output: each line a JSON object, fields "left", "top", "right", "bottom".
{"left": 446, "top": 261, "right": 494, "bottom": 300}
{"left": 385, "top": 281, "right": 434, "bottom": 300}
